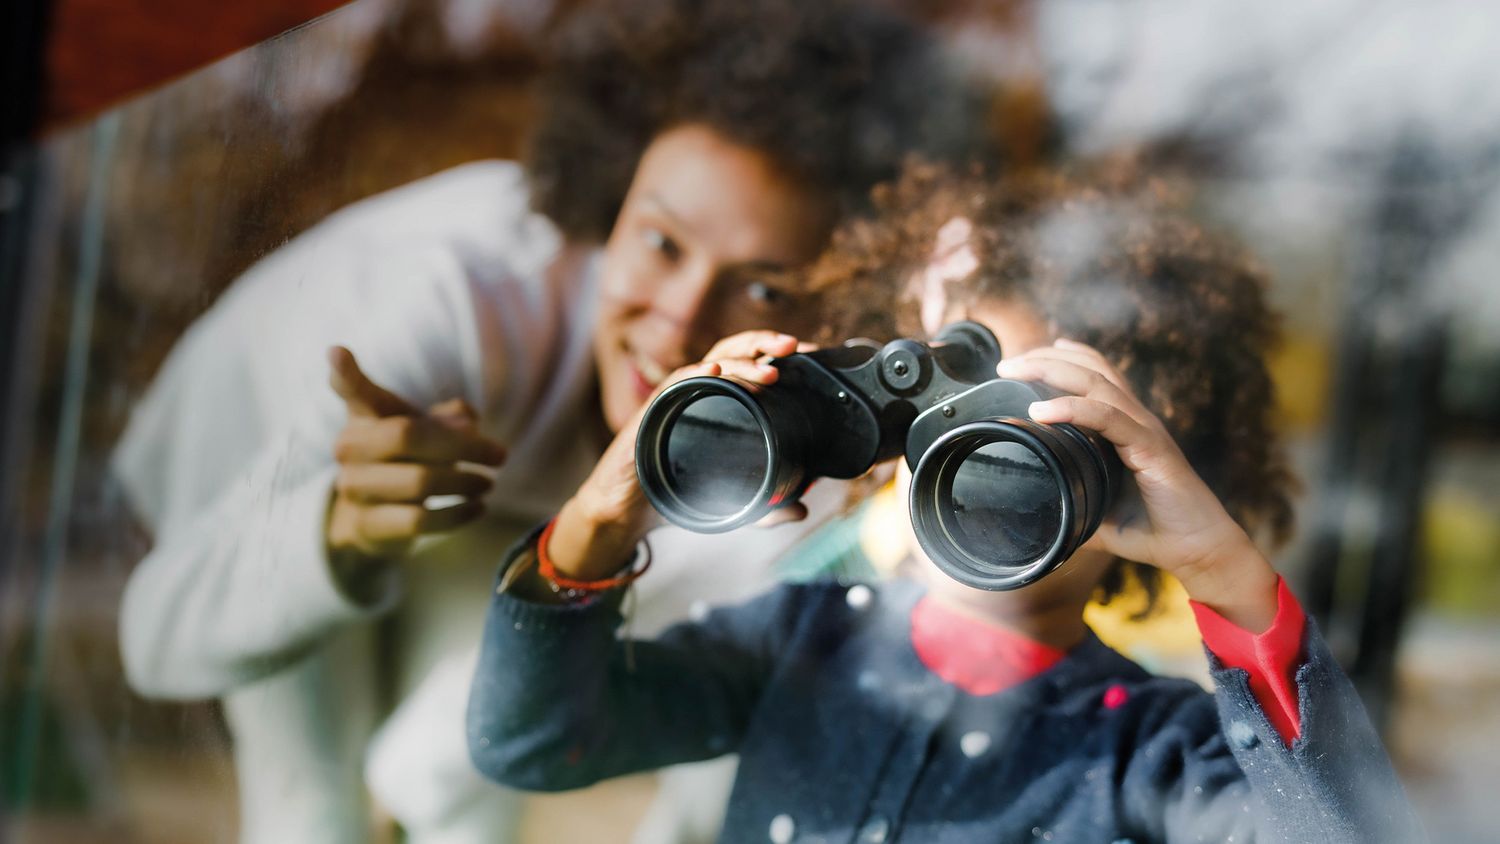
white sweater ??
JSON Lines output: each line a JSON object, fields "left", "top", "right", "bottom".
{"left": 113, "top": 161, "right": 839, "bottom": 844}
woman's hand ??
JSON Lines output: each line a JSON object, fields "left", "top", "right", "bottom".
{"left": 545, "top": 331, "right": 804, "bottom": 582}
{"left": 996, "top": 339, "right": 1280, "bottom": 631}
{"left": 325, "top": 347, "right": 506, "bottom": 583}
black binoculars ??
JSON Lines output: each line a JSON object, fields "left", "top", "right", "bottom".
{"left": 633, "top": 323, "right": 1124, "bottom": 591}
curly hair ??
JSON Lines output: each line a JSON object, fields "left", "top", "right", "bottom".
{"left": 804, "top": 159, "right": 1297, "bottom": 614}
{"left": 524, "top": 0, "right": 983, "bottom": 242}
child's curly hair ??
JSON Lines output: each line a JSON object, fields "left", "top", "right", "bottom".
{"left": 804, "top": 159, "right": 1297, "bottom": 614}
{"left": 524, "top": 0, "right": 983, "bottom": 243}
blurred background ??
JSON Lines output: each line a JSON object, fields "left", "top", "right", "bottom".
{"left": 2, "top": 0, "right": 1498, "bottom": 841}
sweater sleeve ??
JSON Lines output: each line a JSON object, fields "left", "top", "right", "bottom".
{"left": 1121, "top": 616, "right": 1426, "bottom": 843}
{"left": 466, "top": 526, "right": 808, "bottom": 792}
{"left": 117, "top": 443, "right": 400, "bottom": 699}
{"left": 1190, "top": 576, "right": 1306, "bottom": 743}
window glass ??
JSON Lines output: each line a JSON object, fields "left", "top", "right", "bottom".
{"left": 2, "top": 2, "right": 1498, "bottom": 841}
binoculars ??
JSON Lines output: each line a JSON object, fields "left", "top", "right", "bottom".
{"left": 633, "top": 323, "right": 1124, "bottom": 591}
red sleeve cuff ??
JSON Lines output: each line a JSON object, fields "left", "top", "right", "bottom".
{"left": 1189, "top": 576, "right": 1306, "bottom": 744}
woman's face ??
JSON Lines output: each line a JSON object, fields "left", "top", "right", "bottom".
{"left": 593, "top": 123, "right": 837, "bottom": 432}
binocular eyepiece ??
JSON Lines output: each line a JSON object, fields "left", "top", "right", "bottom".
{"left": 634, "top": 323, "right": 1124, "bottom": 591}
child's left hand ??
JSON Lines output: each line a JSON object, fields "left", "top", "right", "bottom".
{"left": 996, "top": 338, "right": 1280, "bottom": 631}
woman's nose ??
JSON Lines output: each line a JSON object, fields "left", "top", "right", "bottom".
{"left": 649, "top": 263, "right": 719, "bottom": 346}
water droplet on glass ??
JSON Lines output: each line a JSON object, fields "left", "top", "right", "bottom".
{"left": 845, "top": 584, "right": 873, "bottom": 610}
{"left": 689, "top": 600, "right": 711, "bottom": 622}
{"left": 769, "top": 813, "right": 796, "bottom": 844}
{"left": 859, "top": 816, "right": 890, "bottom": 842}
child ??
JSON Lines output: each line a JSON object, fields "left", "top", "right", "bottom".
{"left": 465, "top": 163, "right": 1424, "bottom": 842}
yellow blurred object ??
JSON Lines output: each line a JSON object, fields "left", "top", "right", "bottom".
{"left": 1422, "top": 488, "right": 1500, "bottom": 617}
{"left": 1085, "top": 574, "right": 1210, "bottom": 687}
{"left": 858, "top": 482, "right": 912, "bottom": 577}
{"left": 1267, "top": 330, "right": 1332, "bottom": 432}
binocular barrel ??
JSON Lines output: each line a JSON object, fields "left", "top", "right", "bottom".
{"left": 634, "top": 323, "right": 1123, "bottom": 591}
{"left": 633, "top": 377, "right": 814, "bottom": 533}
{"left": 907, "top": 413, "right": 1121, "bottom": 591}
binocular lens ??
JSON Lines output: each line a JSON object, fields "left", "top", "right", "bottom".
{"left": 637, "top": 377, "right": 808, "bottom": 532}
{"left": 945, "top": 441, "right": 1063, "bottom": 567}
{"left": 911, "top": 418, "right": 1115, "bottom": 591}
{"left": 665, "top": 395, "right": 769, "bottom": 518}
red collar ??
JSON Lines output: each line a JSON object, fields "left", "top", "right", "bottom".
{"left": 909, "top": 595, "right": 1065, "bottom": 696}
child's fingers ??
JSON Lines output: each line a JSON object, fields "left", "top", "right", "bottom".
{"left": 1053, "top": 337, "right": 1108, "bottom": 358}
{"left": 1053, "top": 338, "right": 1121, "bottom": 375}
{"left": 1027, "top": 395, "right": 1165, "bottom": 468}
{"left": 1015, "top": 344, "right": 1133, "bottom": 396}
{"left": 1000, "top": 355, "right": 1123, "bottom": 403}
{"left": 1083, "top": 514, "right": 1157, "bottom": 568}
{"left": 998, "top": 355, "right": 1158, "bottom": 430}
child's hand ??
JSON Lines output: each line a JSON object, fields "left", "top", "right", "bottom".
{"left": 996, "top": 338, "right": 1280, "bottom": 631}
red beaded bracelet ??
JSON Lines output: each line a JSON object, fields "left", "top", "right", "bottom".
{"left": 535, "top": 516, "right": 651, "bottom": 593}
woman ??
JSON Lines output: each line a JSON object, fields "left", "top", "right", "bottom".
{"left": 112, "top": 2, "right": 980, "bottom": 842}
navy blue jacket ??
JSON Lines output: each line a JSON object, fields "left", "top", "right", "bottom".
{"left": 467, "top": 535, "right": 1424, "bottom": 843}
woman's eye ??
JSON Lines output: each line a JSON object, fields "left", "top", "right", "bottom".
{"left": 641, "top": 227, "right": 681, "bottom": 262}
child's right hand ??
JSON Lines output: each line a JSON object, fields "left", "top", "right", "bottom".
{"left": 998, "top": 338, "right": 1281, "bottom": 632}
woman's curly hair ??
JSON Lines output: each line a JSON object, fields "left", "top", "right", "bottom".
{"left": 525, "top": 0, "right": 983, "bottom": 242}
{"left": 805, "top": 159, "right": 1297, "bottom": 614}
